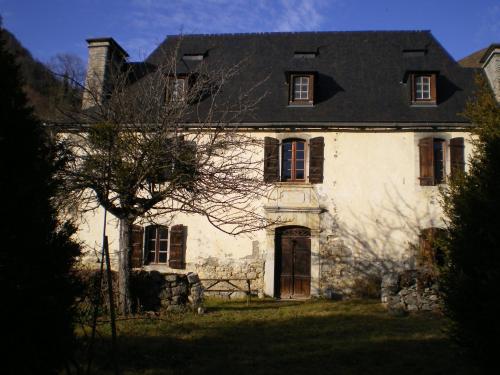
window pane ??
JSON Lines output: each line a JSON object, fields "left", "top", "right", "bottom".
{"left": 296, "top": 160, "right": 304, "bottom": 170}
{"left": 434, "top": 140, "right": 444, "bottom": 183}
{"left": 158, "top": 252, "right": 167, "bottom": 263}
{"left": 296, "top": 170, "right": 304, "bottom": 179}
{"left": 415, "top": 75, "right": 432, "bottom": 100}
{"left": 158, "top": 226, "right": 168, "bottom": 239}
{"left": 293, "top": 76, "right": 309, "bottom": 100}
{"left": 296, "top": 142, "right": 304, "bottom": 151}
{"left": 282, "top": 168, "right": 291, "bottom": 179}
{"left": 284, "top": 160, "right": 291, "bottom": 171}
{"left": 147, "top": 240, "right": 156, "bottom": 252}
{"left": 147, "top": 251, "right": 156, "bottom": 263}
{"left": 159, "top": 239, "right": 168, "bottom": 251}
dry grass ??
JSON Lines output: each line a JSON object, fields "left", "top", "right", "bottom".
{"left": 79, "top": 298, "right": 480, "bottom": 375}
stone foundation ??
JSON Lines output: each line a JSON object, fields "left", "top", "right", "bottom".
{"left": 132, "top": 271, "right": 204, "bottom": 312}
{"left": 192, "top": 256, "right": 264, "bottom": 298}
{"left": 319, "top": 238, "right": 357, "bottom": 296}
{"left": 381, "top": 270, "right": 442, "bottom": 312}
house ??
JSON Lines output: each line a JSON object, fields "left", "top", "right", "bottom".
{"left": 78, "top": 31, "right": 499, "bottom": 299}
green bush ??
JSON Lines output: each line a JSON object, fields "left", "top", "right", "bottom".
{"left": 441, "top": 75, "right": 500, "bottom": 367}
{"left": 0, "top": 28, "right": 81, "bottom": 374}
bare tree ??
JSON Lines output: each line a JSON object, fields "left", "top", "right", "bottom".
{"left": 59, "top": 42, "right": 274, "bottom": 314}
{"left": 48, "top": 53, "right": 86, "bottom": 87}
{"left": 44, "top": 53, "right": 86, "bottom": 121}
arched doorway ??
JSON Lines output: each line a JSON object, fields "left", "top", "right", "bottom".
{"left": 275, "top": 226, "right": 311, "bottom": 298}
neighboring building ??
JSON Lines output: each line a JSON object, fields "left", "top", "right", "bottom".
{"left": 78, "top": 31, "right": 499, "bottom": 298}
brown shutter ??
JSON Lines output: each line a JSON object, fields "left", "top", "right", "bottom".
{"left": 169, "top": 225, "right": 186, "bottom": 269}
{"left": 131, "top": 225, "right": 144, "bottom": 268}
{"left": 410, "top": 74, "right": 416, "bottom": 102}
{"left": 264, "top": 137, "right": 280, "bottom": 182}
{"left": 430, "top": 74, "right": 437, "bottom": 102}
{"left": 419, "top": 137, "right": 434, "bottom": 186}
{"left": 308, "top": 137, "right": 324, "bottom": 183}
{"left": 308, "top": 74, "right": 314, "bottom": 104}
{"left": 418, "top": 228, "right": 434, "bottom": 268}
{"left": 450, "top": 137, "right": 465, "bottom": 178}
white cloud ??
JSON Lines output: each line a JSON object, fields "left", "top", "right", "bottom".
{"left": 122, "top": 0, "right": 336, "bottom": 59}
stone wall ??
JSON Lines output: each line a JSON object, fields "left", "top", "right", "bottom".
{"left": 381, "top": 270, "right": 442, "bottom": 312}
{"left": 319, "top": 237, "right": 356, "bottom": 296}
{"left": 193, "top": 256, "right": 264, "bottom": 299}
{"left": 131, "top": 271, "right": 204, "bottom": 312}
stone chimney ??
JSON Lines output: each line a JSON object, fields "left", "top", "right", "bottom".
{"left": 82, "top": 37, "right": 129, "bottom": 109}
{"left": 481, "top": 44, "right": 500, "bottom": 103}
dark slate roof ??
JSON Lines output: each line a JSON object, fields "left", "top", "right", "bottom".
{"left": 459, "top": 47, "right": 488, "bottom": 68}
{"left": 140, "top": 31, "right": 478, "bottom": 126}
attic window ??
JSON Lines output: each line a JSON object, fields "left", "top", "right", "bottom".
{"left": 182, "top": 54, "right": 205, "bottom": 61}
{"left": 289, "top": 73, "right": 315, "bottom": 105}
{"left": 166, "top": 76, "right": 187, "bottom": 102}
{"left": 294, "top": 52, "right": 317, "bottom": 59}
{"left": 403, "top": 49, "right": 427, "bottom": 57}
{"left": 410, "top": 73, "right": 437, "bottom": 105}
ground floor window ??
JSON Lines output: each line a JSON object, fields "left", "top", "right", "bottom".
{"left": 131, "top": 224, "right": 187, "bottom": 269}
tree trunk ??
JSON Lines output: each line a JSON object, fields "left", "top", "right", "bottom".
{"left": 118, "top": 217, "right": 133, "bottom": 315}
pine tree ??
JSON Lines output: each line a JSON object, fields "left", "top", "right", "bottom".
{"left": 441, "top": 74, "right": 500, "bottom": 367}
{"left": 0, "top": 28, "right": 81, "bottom": 374}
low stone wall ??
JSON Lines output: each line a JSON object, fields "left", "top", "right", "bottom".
{"left": 132, "top": 271, "right": 204, "bottom": 312}
{"left": 193, "top": 256, "right": 265, "bottom": 298}
{"left": 160, "top": 272, "right": 204, "bottom": 312}
{"left": 381, "top": 270, "right": 442, "bottom": 312}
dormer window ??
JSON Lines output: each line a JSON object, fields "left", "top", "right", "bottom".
{"left": 293, "top": 76, "right": 310, "bottom": 100}
{"left": 289, "top": 73, "right": 315, "bottom": 105}
{"left": 415, "top": 75, "right": 431, "bottom": 99}
{"left": 294, "top": 51, "right": 317, "bottom": 59}
{"left": 410, "top": 73, "right": 437, "bottom": 105}
{"left": 167, "top": 76, "right": 187, "bottom": 102}
{"left": 182, "top": 54, "right": 205, "bottom": 61}
{"left": 172, "top": 78, "right": 186, "bottom": 101}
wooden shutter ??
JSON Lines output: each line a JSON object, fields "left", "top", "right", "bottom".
{"left": 264, "top": 137, "right": 280, "bottom": 182}
{"left": 308, "top": 137, "right": 324, "bottom": 183}
{"left": 419, "top": 137, "right": 434, "bottom": 186}
{"left": 131, "top": 225, "right": 144, "bottom": 268}
{"left": 418, "top": 228, "right": 434, "bottom": 268}
{"left": 430, "top": 74, "right": 437, "bottom": 102}
{"left": 450, "top": 137, "right": 465, "bottom": 178}
{"left": 144, "top": 225, "right": 155, "bottom": 265}
{"left": 169, "top": 225, "right": 186, "bottom": 269}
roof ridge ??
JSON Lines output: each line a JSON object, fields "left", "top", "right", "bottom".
{"left": 165, "top": 30, "right": 432, "bottom": 38}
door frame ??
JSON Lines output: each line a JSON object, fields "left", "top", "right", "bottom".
{"left": 274, "top": 226, "right": 312, "bottom": 298}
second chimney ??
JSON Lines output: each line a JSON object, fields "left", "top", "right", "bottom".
{"left": 82, "top": 37, "right": 129, "bottom": 109}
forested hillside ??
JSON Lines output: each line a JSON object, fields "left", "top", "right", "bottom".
{"left": 0, "top": 27, "right": 83, "bottom": 121}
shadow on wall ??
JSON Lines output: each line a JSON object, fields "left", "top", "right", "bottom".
{"left": 318, "top": 182, "right": 445, "bottom": 298}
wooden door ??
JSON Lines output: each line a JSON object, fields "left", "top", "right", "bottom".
{"left": 276, "top": 227, "right": 311, "bottom": 298}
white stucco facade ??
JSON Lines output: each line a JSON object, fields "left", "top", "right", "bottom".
{"left": 77, "top": 128, "right": 472, "bottom": 298}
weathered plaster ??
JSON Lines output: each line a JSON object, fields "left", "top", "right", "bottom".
{"left": 76, "top": 130, "right": 473, "bottom": 297}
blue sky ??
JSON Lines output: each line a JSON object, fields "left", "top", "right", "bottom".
{"left": 1, "top": 0, "right": 499, "bottom": 64}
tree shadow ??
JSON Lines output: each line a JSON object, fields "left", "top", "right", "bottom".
{"left": 207, "top": 299, "right": 303, "bottom": 312}
{"left": 84, "top": 300, "right": 480, "bottom": 375}
{"left": 318, "top": 181, "right": 446, "bottom": 296}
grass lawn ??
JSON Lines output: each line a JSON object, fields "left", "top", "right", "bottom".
{"left": 81, "top": 298, "right": 480, "bottom": 375}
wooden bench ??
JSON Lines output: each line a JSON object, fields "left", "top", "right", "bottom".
{"left": 200, "top": 278, "right": 258, "bottom": 305}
